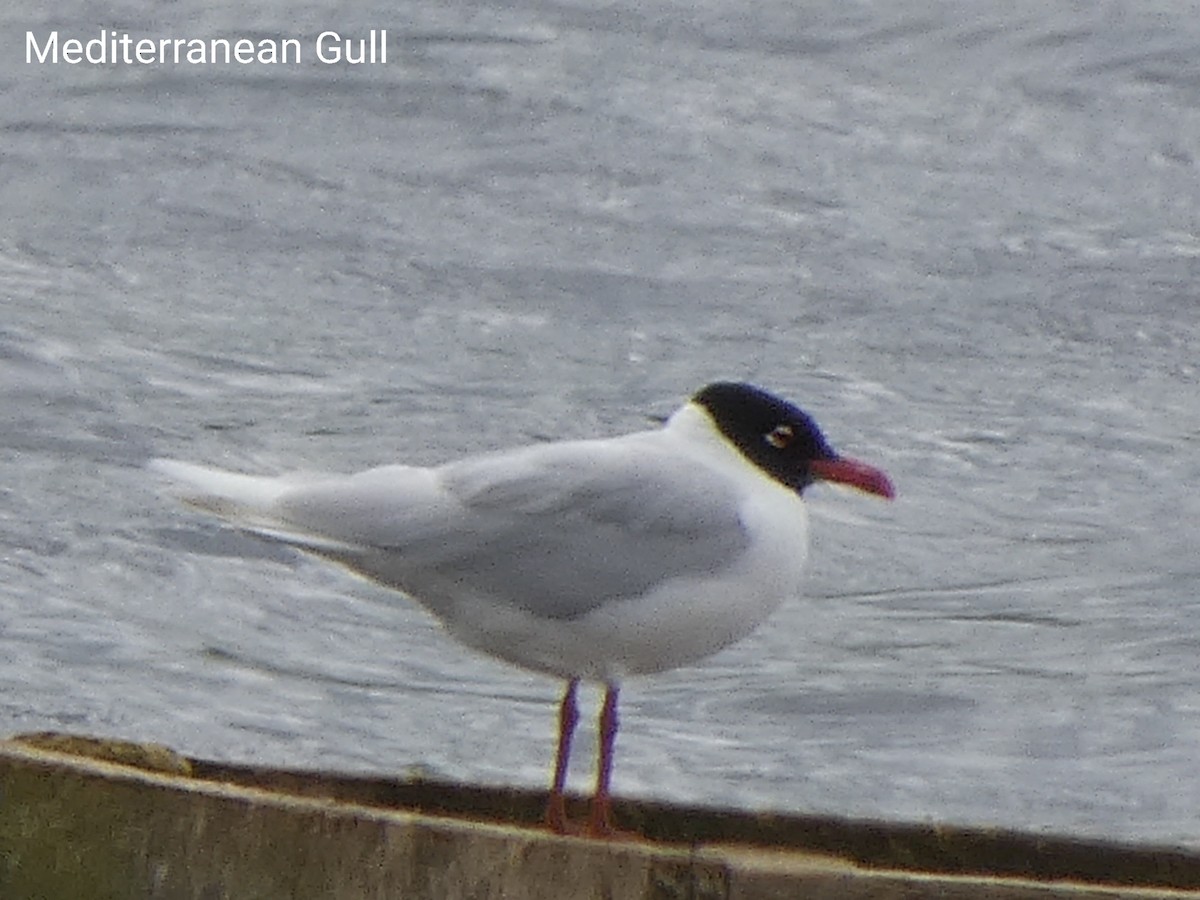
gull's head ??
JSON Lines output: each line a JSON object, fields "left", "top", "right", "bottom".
{"left": 687, "top": 382, "right": 895, "bottom": 499}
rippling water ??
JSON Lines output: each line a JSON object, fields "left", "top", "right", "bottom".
{"left": 2, "top": 0, "right": 1199, "bottom": 845}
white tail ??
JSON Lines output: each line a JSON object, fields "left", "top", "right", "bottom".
{"left": 149, "top": 458, "right": 368, "bottom": 554}
{"left": 148, "top": 458, "right": 301, "bottom": 518}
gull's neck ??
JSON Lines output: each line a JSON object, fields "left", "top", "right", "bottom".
{"left": 663, "top": 401, "right": 752, "bottom": 471}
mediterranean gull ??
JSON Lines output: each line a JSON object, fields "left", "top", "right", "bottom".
{"left": 151, "top": 381, "right": 895, "bottom": 835}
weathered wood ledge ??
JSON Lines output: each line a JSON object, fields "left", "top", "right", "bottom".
{"left": 1, "top": 733, "right": 1197, "bottom": 899}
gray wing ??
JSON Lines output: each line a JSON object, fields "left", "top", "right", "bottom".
{"left": 273, "top": 436, "right": 751, "bottom": 620}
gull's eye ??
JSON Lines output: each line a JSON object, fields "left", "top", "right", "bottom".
{"left": 765, "top": 423, "right": 794, "bottom": 449}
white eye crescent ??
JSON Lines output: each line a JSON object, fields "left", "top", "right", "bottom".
{"left": 765, "top": 424, "right": 793, "bottom": 449}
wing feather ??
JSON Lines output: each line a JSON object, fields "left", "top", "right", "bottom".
{"left": 265, "top": 436, "right": 750, "bottom": 620}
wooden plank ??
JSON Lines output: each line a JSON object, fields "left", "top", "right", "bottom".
{"left": 0, "top": 735, "right": 1196, "bottom": 900}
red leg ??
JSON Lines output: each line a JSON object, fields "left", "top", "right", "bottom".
{"left": 545, "top": 678, "right": 579, "bottom": 833}
{"left": 588, "top": 682, "right": 620, "bottom": 836}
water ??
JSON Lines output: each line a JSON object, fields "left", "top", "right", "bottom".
{"left": 2, "top": 0, "right": 1199, "bottom": 846}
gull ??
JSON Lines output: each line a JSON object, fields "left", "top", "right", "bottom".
{"left": 151, "top": 381, "right": 894, "bottom": 835}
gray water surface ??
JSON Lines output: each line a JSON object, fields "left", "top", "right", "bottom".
{"left": 2, "top": 0, "right": 1199, "bottom": 846}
